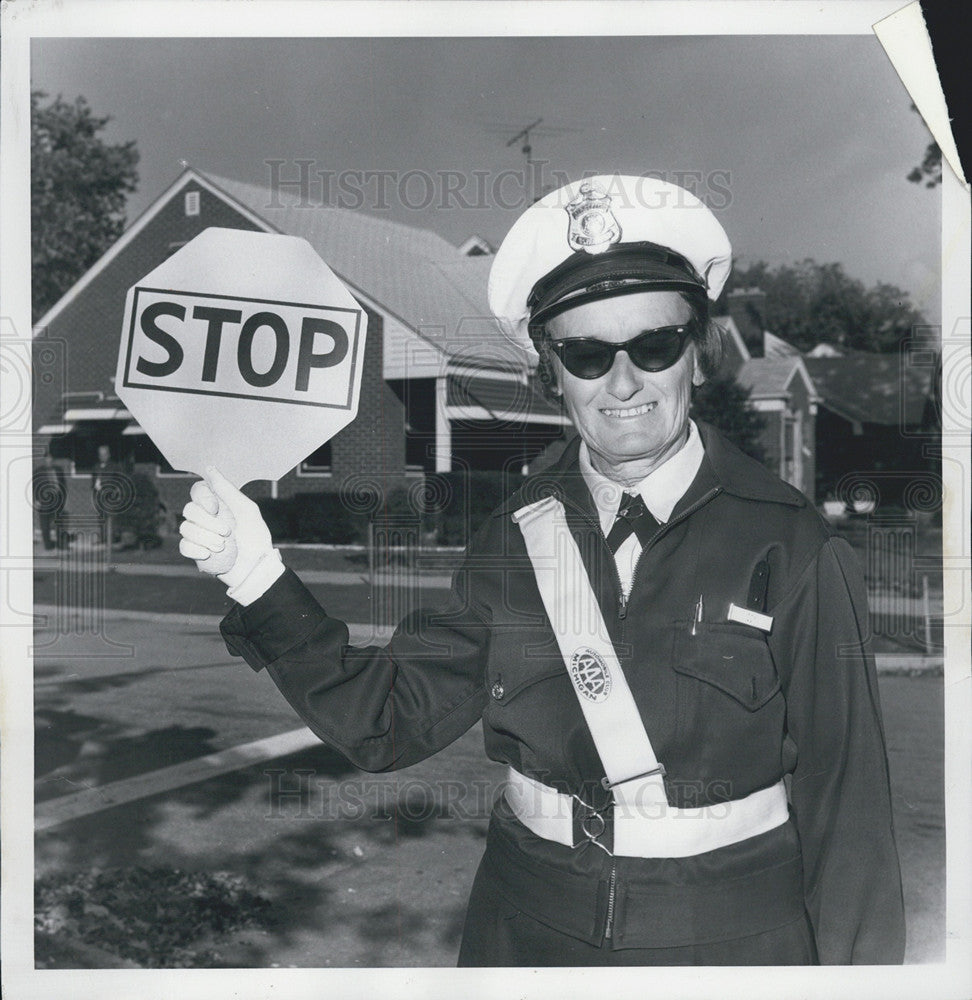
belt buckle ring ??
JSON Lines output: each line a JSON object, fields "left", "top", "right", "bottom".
{"left": 581, "top": 809, "right": 607, "bottom": 842}
{"left": 573, "top": 793, "right": 612, "bottom": 855}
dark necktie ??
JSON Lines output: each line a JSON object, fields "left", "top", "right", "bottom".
{"left": 605, "top": 492, "right": 659, "bottom": 554}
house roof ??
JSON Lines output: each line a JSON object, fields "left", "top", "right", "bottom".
{"left": 446, "top": 373, "right": 567, "bottom": 424}
{"left": 34, "top": 166, "right": 520, "bottom": 373}
{"left": 804, "top": 354, "right": 933, "bottom": 426}
{"left": 713, "top": 314, "right": 750, "bottom": 371}
{"left": 735, "top": 356, "right": 816, "bottom": 400}
{"left": 807, "top": 342, "right": 843, "bottom": 357}
{"left": 36, "top": 392, "right": 135, "bottom": 435}
{"left": 763, "top": 331, "right": 800, "bottom": 358}
{"left": 204, "top": 172, "right": 518, "bottom": 369}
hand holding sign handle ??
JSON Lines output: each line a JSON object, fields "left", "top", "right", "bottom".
{"left": 179, "top": 472, "right": 238, "bottom": 576}
{"left": 123, "top": 229, "right": 362, "bottom": 599}
{"left": 180, "top": 467, "right": 275, "bottom": 588}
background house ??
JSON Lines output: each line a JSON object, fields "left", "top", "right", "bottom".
{"left": 804, "top": 351, "right": 939, "bottom": 507}
{"left": 32, "top": 168, "right": 568, "bottom": 518}
{"left": 715, "top": 288, "right": 938, "bottom": 508}
{"left": 717, "top": 288, "right": 819, "bottom": 499}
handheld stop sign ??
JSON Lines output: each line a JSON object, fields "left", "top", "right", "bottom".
{"left": 115, "top": 228, "right": 367, "bottom": 486}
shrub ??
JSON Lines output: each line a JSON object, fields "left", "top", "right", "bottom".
{"left": 255, "top": 497, "right": 292, "bottom": 540}
{"left": 691, "top": 375, "right": 767, "bottom": 462}
{"left": 256, "top": 492, "right": 360, "bottom": 543}
{"left": 426, "top": 470, "right": 515, "bottom": 545}
{"left": 114, "top": 469, "right": 163, "bottom": 548}
{"left": 255, "top": 475, "right": 520, "bottom": 547}
{"left": 35, "top": 866, "right": 272, "bottom": 968}
{"left": 293, "top": 492, "right": 359, "bottom": 543}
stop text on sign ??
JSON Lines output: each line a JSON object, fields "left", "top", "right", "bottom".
{"left": 120, "top": 287, "right": 362, "bottom": 408}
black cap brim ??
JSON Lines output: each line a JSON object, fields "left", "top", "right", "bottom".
{"left": 527, "top": 241, "right": 707, "bottom": 327}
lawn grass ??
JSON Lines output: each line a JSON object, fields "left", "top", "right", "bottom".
{"left": 37, "top": 513, "right": 944, "bottom": 653}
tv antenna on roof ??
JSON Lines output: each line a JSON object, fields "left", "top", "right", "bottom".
{"left": 482, "top": 118, "right": 582, "bottom": 201}
{"left": 495, "top": 118, "right": 579, "bottom": 202}
{"left": 506, "top": 117, "right": 544, "bottom": 166}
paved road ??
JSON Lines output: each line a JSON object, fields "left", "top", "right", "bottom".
{"left": 33, "top": 609, "right": 945, "bottom": 967}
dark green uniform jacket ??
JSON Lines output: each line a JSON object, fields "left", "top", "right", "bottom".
{"left": 221, "top": 422, "right": 905, "bottom": 964}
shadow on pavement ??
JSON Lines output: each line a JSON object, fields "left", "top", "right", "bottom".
{"left": 35, "top": 708, "right": 223, "bottom": 802}
{"left": 35, "top": 732, "right": 488, "bottom": 967}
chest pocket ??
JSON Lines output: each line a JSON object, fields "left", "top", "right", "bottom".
{"left": 482, "top": 627, "right": 584, "bottom": 778}
{"left": 670, "top": 621, "right": 786, "bottom": 787}
{"left": 672, "top": 622, "right": 781, "bottom": 710}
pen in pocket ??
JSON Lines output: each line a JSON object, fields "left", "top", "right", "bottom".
{"left": 691, "top": 593, "right": 703, "bottom": 635}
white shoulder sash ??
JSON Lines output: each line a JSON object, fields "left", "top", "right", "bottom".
{"left": 511, "top": 495, "right": 667, "bottom": 808}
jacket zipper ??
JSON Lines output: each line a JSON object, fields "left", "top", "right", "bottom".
{"left": 604, "top": 862, "right": 617, "bottom": 940}
{"left": 627, "top": 487, "right": 722, "bottom": 599}
{"left": 566, "top": 507, "right": 629, "bottom": 621}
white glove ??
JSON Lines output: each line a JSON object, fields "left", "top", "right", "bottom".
{"left": 179, "top": 465, "right": 284, "bottom": 605}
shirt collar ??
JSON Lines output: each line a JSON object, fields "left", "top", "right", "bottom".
{"left": 579, "top": 419, "right": 706, "bottom": 531}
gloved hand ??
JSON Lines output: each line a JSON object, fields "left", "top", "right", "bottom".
{"left": 179, "top": 466, "right": 284, "bottom": 604}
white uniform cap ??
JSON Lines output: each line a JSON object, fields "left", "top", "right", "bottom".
{"left": 487, "top": 174, "right": 732, "bottom": 357}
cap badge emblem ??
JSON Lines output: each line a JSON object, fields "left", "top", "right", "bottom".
{"left": 565, "top": 182, "right": 622, "bottom": 254}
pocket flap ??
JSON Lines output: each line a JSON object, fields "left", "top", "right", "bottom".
{"left": 486, "top": 629, "right": 564, "bottom": 702}
{"left": 672, "top": 623, "right": 781, "bottom": 710}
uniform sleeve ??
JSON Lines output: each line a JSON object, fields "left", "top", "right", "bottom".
{"left": 769, "top": 536, "right": 905, "bottom": 964}
{"left": 219, "top": 547, "right": 491, "bottom": 773}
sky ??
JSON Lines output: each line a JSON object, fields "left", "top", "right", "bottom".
{"left": 31, "top": 32, "right": 943, "bottom": 323}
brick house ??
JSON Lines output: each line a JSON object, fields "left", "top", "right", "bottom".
{"left": 32, "top": 168, "right": 567, "bottom": 521}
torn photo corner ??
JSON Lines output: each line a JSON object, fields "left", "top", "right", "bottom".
{"left": 874, "top": 1, "right": 966, "bottom": 186}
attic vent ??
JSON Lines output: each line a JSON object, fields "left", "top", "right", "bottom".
{"left": 459, "top": 235, "right": 494, "bottom": 257}
{"left": 184, "top": 191, "right": 200, "bottom": 216}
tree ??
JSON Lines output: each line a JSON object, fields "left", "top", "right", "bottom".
{"left": 908, "top": 140, "right": 942, "bottom": 188}
{"left": 717, "top": 259, "right": 925, "bottom": 354}
{"left": 691, "top": 374, "right": 766, "bottom": 463}
{"left": 31, "top": 91, "right": 139, "bottom": 322}
{"left": 907, "top": 104, "right": 942, "bottom": 187}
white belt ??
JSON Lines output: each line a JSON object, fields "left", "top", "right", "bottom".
{"left": 506, "top": 767, "right": 789, "bottom": 858}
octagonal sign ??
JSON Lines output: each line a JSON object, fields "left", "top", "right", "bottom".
{"left": 116, "top": 228, "right": 367, "bottom": 486}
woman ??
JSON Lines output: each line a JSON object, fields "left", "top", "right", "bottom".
{"left": 179, "top": 175, "right": 905, "bottom": 966}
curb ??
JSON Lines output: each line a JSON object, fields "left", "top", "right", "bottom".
{"left": 32, "top": 557, "right": 455, "bottom": 589}
{"left": 874, "top": 654, "right": 944, "bottom": 676}
{"left": 33, "top": 605, "right": 396, "bottom": 644}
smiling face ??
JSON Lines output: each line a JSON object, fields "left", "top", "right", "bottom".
{"left": 545, "top": 290, "right": 703, "bottom": 485}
